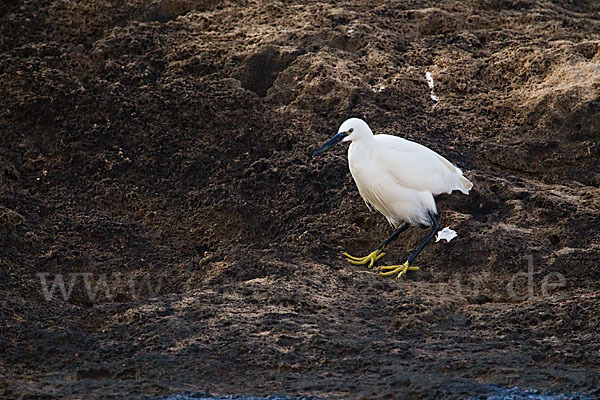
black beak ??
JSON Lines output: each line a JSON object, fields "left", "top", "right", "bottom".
{"left": 311, "top": 132, "right": 347, "bottom": 159}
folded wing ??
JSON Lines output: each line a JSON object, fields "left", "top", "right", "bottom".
{"left": 374, "top": 134, "right": 472, "bottom": 195}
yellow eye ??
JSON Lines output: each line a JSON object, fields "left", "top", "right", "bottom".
{"left": 348, "top": 128, "right": 354, "bottom": 134}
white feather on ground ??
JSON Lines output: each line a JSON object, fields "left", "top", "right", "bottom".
{"left": 436, "top": 227, "right": 458, "bottom": 243}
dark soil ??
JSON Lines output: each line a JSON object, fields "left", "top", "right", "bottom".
{"left": 1, "top": 0, "right": 600, "bottom": 398}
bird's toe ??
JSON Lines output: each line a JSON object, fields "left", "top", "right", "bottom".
{"left": 341, "top": 251, "right": 366, "bottom": 261}
{"left": 378, "top": 261, "right": 419, "bottom": 279}
{"left": 341, "top": 249, "right": 385, "bottom": 268}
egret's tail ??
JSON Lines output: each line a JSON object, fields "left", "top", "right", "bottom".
{"left": 434, "top": 154, "right": 472, "bottom": 195}
{"left": 458, "top": 172, "right": 473, "bottom": 194}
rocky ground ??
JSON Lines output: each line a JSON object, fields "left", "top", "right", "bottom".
{"left": 1, "top": 0, "right": 600, "bottom": 398}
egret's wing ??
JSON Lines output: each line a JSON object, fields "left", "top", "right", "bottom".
{"left": 374, "top": 135, "right": 472, "bottom": 195}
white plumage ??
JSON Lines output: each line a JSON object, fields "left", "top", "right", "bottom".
{"left": 340, "top": 118, "right": 472, "bottom": 227}
{"left": 312, "top": 117, "right": 473, "bottom": 279}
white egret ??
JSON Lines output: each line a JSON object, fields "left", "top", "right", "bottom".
{"left": 312, "top": 118, "right": 472, "bottom": 279}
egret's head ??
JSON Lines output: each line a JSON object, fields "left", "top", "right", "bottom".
{"left": 311, "top": 118, "right": 373, "bottom": 159}
{"left": 338, "top": 118, "right": 373, "bottom": 142}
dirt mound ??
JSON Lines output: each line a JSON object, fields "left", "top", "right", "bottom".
{"left": 1, "top": 1, "right": 599, "bottom": 398}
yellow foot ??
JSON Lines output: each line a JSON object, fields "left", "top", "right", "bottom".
{"left": 341, "top": 248, "right": 386, "bottom": 269}
{"left": 379, "top": 261, "right": 419, "bottom": 279}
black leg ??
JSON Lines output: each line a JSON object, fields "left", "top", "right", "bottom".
{"left": 376, "top": 222, "right": 409, "bottom": 250}
{"left": 342, "top": 222, "right": 410, "bottom": 268}
{"left": 407, "top": 212, "right": 440, "bottom": 265}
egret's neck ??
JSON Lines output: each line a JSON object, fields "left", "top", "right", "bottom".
{"left": 348, "top": 135, "right": 376, "bottom": 164}
{"left": 348, "top": 134, "right": 375, "bottom": 151}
